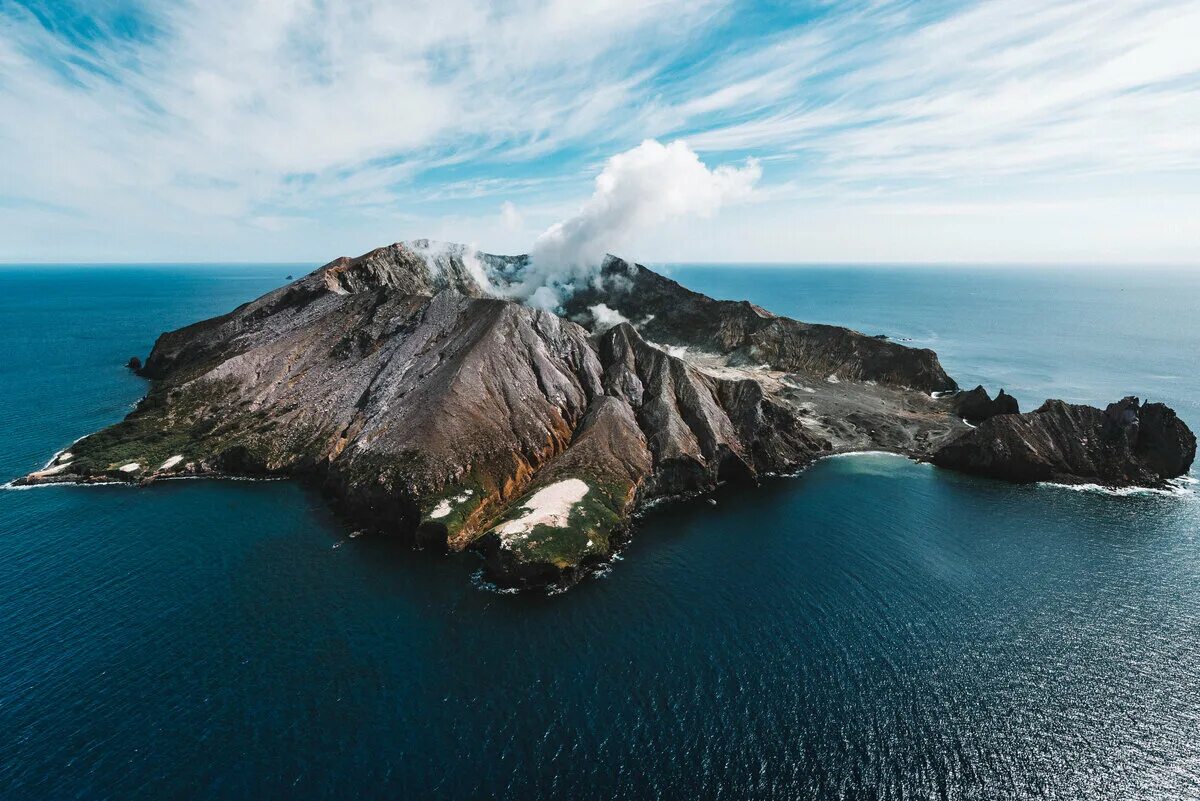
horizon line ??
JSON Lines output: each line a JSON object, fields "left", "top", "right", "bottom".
{"left": 1, "top": 259, "right": 1197, "bottom": 270}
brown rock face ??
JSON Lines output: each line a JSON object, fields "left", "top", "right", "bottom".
{"left": 932, "top": 396, "right": 1196, "bottom": 487}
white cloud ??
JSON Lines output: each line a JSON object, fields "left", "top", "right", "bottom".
{"left": 500, "top": 201, "right": 523, "bottom": 231}
{"left": 0, "top": 0, "right": 724, "bottom": 260}
{"left": 531, "top": 139, "right": 759, "bottom": 269}
{"left": 587, "top": 303, "right": 631, "bottom": 330}
{"left": 685, "top": 0, "right": 1200, "bottom": 188}
{"left": 0, "top": 0, "right": 1197, "bottom": 265}
{"left": 513, "top": 139, "right": 760, "bottom": 308}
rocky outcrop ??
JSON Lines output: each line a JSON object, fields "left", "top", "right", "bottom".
{"left": 932, "top": 396, "right": 1196, "bottom": 487}
{"left": 953, "top": 385, "right": 1019, "bottom": 423}
{"left": 15, "top": 240, "right": 1194, "bottom": 590}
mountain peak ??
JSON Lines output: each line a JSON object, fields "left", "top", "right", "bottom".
{"left": 316, "top": 240, "right": 527, "bottom": 299}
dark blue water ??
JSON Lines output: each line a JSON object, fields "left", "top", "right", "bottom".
{"left": 2, "top": 264, "right": 1198, "bottom": 799}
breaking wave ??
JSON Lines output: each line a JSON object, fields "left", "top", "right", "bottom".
{"left": 470, "top": 568, "right": 521, "bottom": 595}
{"left": 1037, "top": 475, "right": 1196, "bottom": 498}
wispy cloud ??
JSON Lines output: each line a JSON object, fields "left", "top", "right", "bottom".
{"left": 682, "top": 0, "right": 1200, "bottom": 188}
{"left": 0, "top": 0, "right": 725, "bottom": 257}
{"left": 0, "top": 0, "right": 1197, "bottom": 263}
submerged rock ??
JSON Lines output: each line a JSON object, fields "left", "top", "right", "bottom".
{"left": 932, "top": 396, "right": 1196, "bottom": 487}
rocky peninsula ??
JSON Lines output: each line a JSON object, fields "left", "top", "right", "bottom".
{"left": 16, "top": 241, "right": 1196, "bottom": 590}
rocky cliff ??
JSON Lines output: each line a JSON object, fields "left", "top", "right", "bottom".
{"left": 952, "top": 385, "right": 1020, "bottom": 423}
{"left": 15, "top": 241, "right": 1196, "bottom": 590}
{"left": 933, "top": 396, "right": 1196, "bottom": 487}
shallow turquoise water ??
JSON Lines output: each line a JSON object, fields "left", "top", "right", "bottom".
{"left": 1, "top": 264, "right": 1198, "bottom": 799}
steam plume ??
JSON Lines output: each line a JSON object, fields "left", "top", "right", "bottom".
{"left": 512, "top": 139, "right": 760, "bottom": 310}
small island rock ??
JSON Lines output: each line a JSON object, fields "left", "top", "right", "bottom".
{"left": 932, "top": 396, "right": 1195, "bottom": 487}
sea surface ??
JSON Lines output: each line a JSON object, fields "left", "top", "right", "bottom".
{"left": 1, "top": 263, "right": 1198, "bottom": 800}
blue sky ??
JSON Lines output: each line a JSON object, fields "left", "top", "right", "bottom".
{"left": 1, "top": 0, "right": 1197, "bottom": 264}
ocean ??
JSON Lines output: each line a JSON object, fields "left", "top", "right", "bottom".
{"left": 1, "top": 263, "right": 1198, "bottom": 799}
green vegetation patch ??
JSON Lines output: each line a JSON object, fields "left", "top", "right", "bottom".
{"left": 69, "top": 418, "right": 195, "bottom": 476}
{"left": 341, "top": 449, "right": 432, "bottom": 495}
{"left": 67, "top": 377, "right": 332, "bottom": 477}
{"left": 418, "top": 475, "right": 489, "bottom": 540}
{"left": 68, "top": 378, "right": 234, "bottom": 474}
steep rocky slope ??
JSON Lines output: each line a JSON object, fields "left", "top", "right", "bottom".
{"left": 16, "top": 241, "right": 1196, "bottom": 590}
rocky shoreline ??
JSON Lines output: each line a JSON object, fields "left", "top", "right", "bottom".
{"left": 14, "top": 241, "right": 1196, "bottom": 591}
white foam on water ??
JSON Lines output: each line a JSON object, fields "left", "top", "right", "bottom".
{"left": 2, "top": 479, "right": 127, "bottom": 490}
{"left": 822, "top": 450, "right": 913, "bottom": 461}
{"left": 3, "top": 471, "right": 289, "bottom": 491}
{"left": 1037, "top": 478, "right": 1194, "bottom": 498}
{"left": 469, "top": 568, "right": 521, "bottom": 595}
{"left": 158, "top": 474, "right": 285, "bottom": 484}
